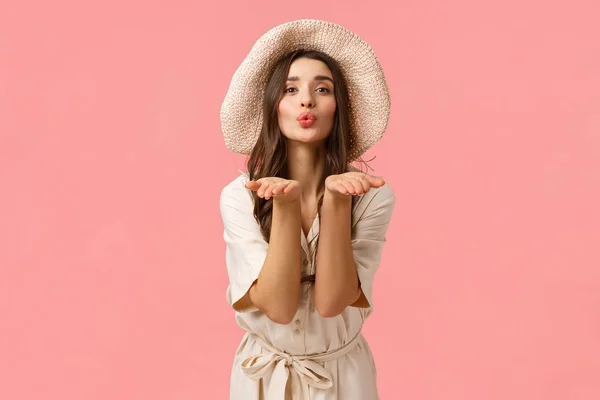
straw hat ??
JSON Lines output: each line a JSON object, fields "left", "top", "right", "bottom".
{"left": 220, "top": 19, "right": 391, "bottom": 162}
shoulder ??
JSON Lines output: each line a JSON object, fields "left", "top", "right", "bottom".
{"left": 347, "top": 165, "right": 395, "bottom": 202}
{"left": 376, "top": 182, "right": 395, "bottom": 204}
{"left": 352, "top": 180, "right": 396, "bottom": 222}
{"left": 364, "top": 182, "right": 395, "bottom": 209}
{"left": 220, "top": 170, "right": 253, "bottom": 209}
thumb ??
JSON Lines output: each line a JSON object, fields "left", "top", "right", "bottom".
{"left": 368, "top": 175, "right": 385, "bottom": 186}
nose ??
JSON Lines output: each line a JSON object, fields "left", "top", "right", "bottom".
{"left": 299, "top": 91, "right": 314, "bottom": 109}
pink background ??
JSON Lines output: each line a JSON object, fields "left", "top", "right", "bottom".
{"left": 1, "top": 0, "right": 599, "bottom": 399}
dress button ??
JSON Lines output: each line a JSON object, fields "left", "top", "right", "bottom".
{"left": 295, "top": 319, "right": 301, "bottom": 325}
{"left": 294, "top": 329, "right": 301, "bottom": 334}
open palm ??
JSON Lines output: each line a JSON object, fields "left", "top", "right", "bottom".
{"left": 245, "top": 177, "right": 301, "bottom": 202}
{"left": 325, "top": 172, "right": 385, "bottom": 197}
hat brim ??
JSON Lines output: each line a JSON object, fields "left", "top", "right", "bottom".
{"left": 220, "top": 19, "right": 391, "bottom": 162}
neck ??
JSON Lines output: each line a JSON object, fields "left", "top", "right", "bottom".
{"left": 285, "top": 141, "right": 326, "bottom": 201}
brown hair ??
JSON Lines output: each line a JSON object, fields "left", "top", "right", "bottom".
{"left": 246, "top": 49, "right": 370, "bottom": 243}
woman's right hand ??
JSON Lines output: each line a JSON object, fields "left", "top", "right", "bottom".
{"left": 245, "top": 177, "right": 301, "bottom": 202}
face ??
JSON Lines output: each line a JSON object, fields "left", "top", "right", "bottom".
{"left": 277, "top": 57, "right": 336, "bottom": 147}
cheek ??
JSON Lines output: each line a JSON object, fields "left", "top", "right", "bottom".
{"left": 325, "top": 101, "right": 337, "bottom": 118}
{"left": 277, "top": 99, "right": 294, "bottom": 119}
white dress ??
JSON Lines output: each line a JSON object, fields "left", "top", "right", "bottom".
{"left": 220, "top": 171, "right": 396, "bottom": 400}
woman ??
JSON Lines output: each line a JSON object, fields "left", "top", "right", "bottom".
{"left": 219, "top": 19, "right": 396, "bottom": 399}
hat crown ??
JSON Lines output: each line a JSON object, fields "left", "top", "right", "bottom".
{"left": 220, "top": 19, "right": 390, "bottom": 162}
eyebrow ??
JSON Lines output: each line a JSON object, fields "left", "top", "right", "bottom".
{"left": 287, "top": 75, "right": 334, "bottom": 84}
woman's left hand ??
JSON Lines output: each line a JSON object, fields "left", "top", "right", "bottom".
{"left": 325, "top": 172, "right": 385, "bottom": 197}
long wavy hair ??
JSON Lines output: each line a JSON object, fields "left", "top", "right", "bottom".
{"left": 247, "top": 49, "right": 370, "bottom": 244}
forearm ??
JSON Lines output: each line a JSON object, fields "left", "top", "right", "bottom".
{"left": 249, "top": 198, "right": 302, "bottom": 324}
{"left": 314, "top": 192, "right": 361, "bottom": 317}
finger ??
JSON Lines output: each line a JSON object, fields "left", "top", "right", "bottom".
{"left": 333, "top": 181, "right": 349, "bottom": 195}
{"left": 263, "top": 183, "right": 276, "bottom": 200}
{"left": 347, "top": 177, "right": 366, "bottom": 195}
{"left": 245, "top": 181, "right": 260, "bottom": 191}
{"left": 366, "top": 175, "right": 385, "bottom": 187}
{"left": 355, "top": 176, "right": 370, "bottom": 194}
{"left": 256, "top": 180, "right": 268, "bottom": 197}
{"left": 282, "top": 181, "right": 295, "bottom": 195}
{"left": 271, "top": 181, "right": 286, "bottom": 196}
{"left": 339, "top": 180, "right": 356, "bottom": 195}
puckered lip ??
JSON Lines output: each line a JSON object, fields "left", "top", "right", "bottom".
{"left": 297, "top": 111, "right": 316, "bottom": 121}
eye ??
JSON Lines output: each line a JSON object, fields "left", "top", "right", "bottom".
{"left": 285, "top": 87, "right": 331, "bottom": 93}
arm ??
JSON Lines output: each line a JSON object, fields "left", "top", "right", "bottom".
{"left": 313, "top": 171, "right": 395, "bottom": 317}
{"left": 220, "top": 177, "right": 303, "bottom": 324}
{"left": 247, "top": 198, "right": 302, "bottom": 324}
{"left": 313, "top": 192, "right": 362, "bottom": 318}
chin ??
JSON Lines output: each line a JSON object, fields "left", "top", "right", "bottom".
{"left": 294, "top": 133, "right": 327, "bottom": 144}
{"left": 281, "top": 125, "right": 331, "bottom": 144}
{"left": 299, "top": 127, "right": 331, "bottom": 139}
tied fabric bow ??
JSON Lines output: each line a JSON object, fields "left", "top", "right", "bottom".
{"left": 242, "top": 350, "right": 332, "bottom": 400}
{"left": 240, "top": 332, "right": 363, "bottom": 400}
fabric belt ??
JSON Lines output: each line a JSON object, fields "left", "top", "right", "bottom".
{"left": 241, "top": 330, "right": 362, "bottom": 400}
{"left": 300, "top": 274, "right": 315, "bottom": 284}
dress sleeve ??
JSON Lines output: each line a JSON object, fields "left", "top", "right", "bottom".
{"left": 350, "top": 184, "right": 396, "bottom": 309}
{"left": 219, "top": 177, "right": 268, "bottom": 313}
